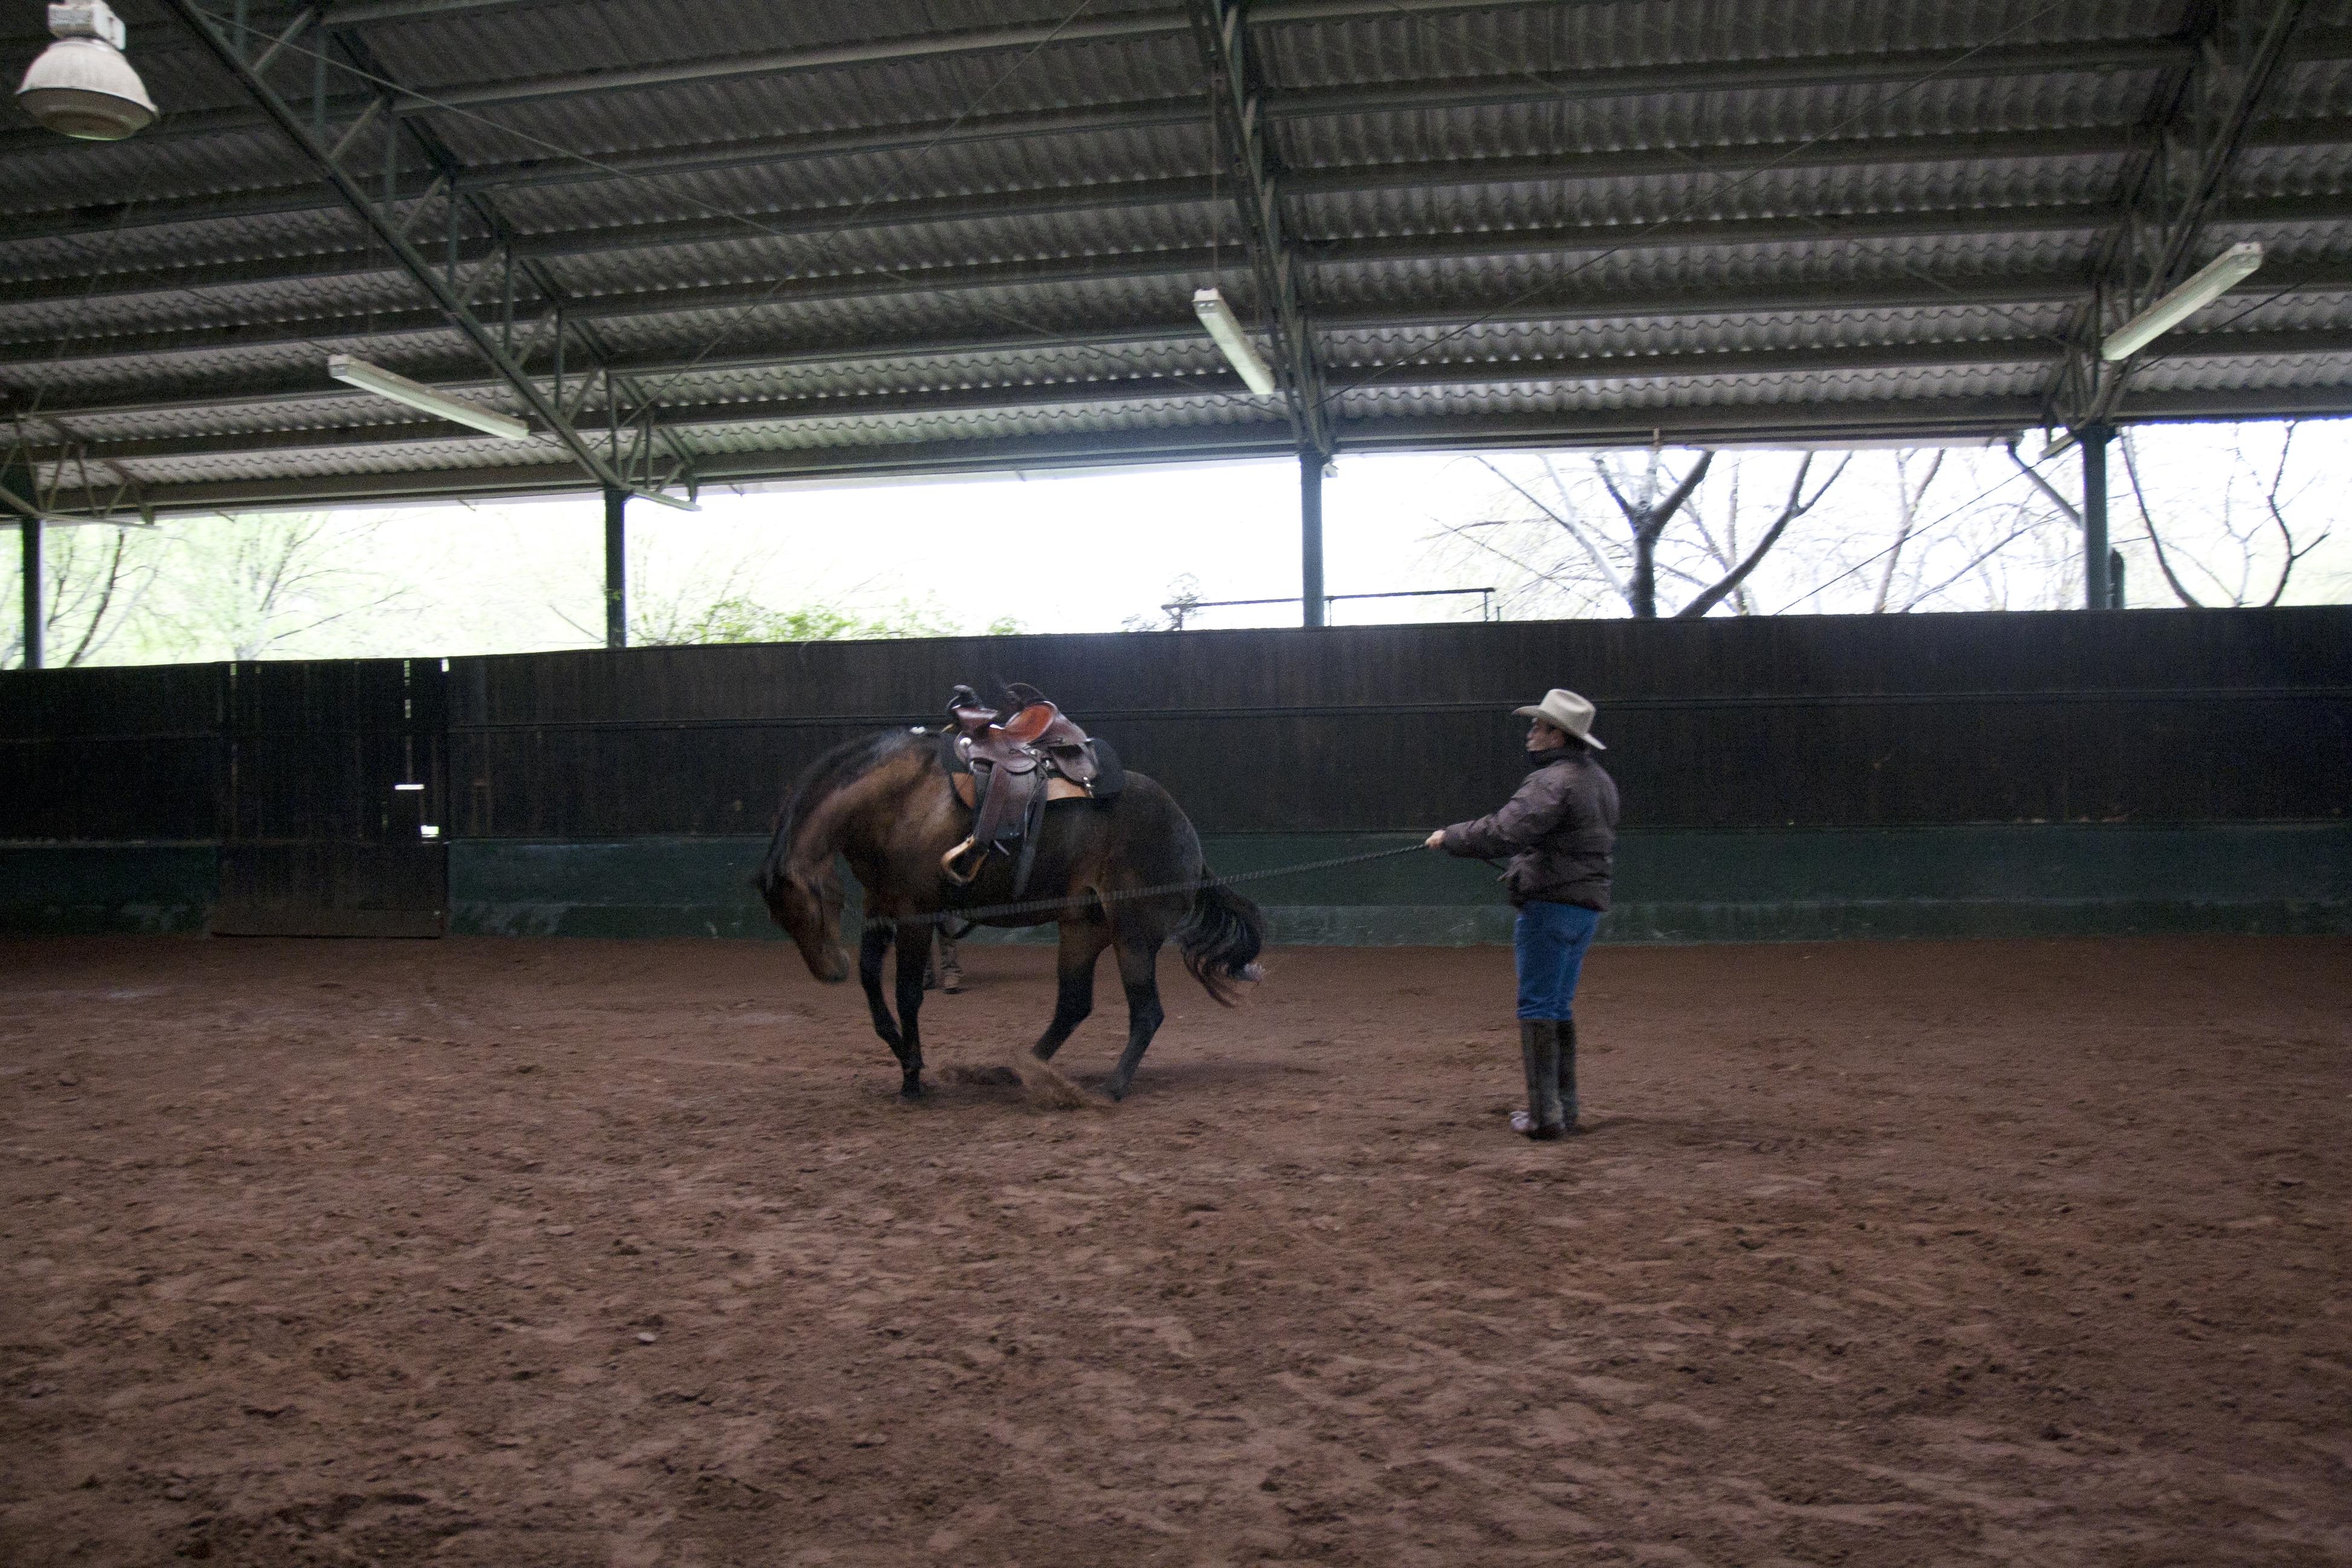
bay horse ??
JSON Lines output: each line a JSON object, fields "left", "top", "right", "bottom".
{"left": 754, "top": 727, "right": 1264, "bottom": 1101}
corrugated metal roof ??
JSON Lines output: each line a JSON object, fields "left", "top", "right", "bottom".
{"left": 4, "top": 0, "right": 2350, "bottom": 516}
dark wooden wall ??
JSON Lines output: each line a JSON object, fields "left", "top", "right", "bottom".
{"left": 0, "top": 663, "right": 222, "bottom": 840}
{"left": 6, "top": 608, "right": 2348, "bottom": 843}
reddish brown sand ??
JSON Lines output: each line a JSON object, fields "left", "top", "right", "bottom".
{"left": 2, "top": 934, "right": 2347, "bottom": 1567}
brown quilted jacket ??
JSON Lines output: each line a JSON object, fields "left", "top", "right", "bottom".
{"left": 1440, "top": 750, "right": 1619, "bottom": 911}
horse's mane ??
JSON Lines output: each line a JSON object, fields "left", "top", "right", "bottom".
{"left": 754, "top": 728, "right": 928, "bottom": 899}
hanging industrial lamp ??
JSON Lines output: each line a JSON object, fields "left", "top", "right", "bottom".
{"left": 17, "top": 1, "right": 157, "bottom": 141}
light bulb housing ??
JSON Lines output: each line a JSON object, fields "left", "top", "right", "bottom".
{"left": 1193, "top": 287, "right": 1281, "bottom": 397}
{"left": 2100, "top": 242, "right": 2264, "bottom": 363}
{"left": 16, "top": 2, "right": 157, "bottom": 141}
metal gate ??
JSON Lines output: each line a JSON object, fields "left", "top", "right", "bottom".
{"left": 214, "top": 658, "right": 448, "bottom": 938}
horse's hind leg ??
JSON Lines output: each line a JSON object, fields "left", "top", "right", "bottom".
{"left": 858, "top": 920, "right": 904, "bottom": 1050}
{"left": 1101, "top": 934, "right": 1169, "bottom": 1102}
{"left": 1032, "top": 919, "right": 1109, "bottom": 1063}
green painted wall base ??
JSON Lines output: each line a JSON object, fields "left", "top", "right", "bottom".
{"left": 0, "top": 843, "right": 216, "bottom": 935}
{"left": 7, "top": 824, "right": 2348, "bottom": 943}
{"left": 440, "top": 823, "right": 2352, "bottom": 943}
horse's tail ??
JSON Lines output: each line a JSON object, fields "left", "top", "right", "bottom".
{"left": 1177, "top": 877, "right": 1264, "bottom": 1006}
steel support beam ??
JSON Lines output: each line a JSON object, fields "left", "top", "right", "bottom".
{"left": 17, "top": 513, "right": 39, "bottom": 670}
{"left": 327, "top": 0, "right": 532, "bottom": 22}
{"left": 330, "top": 26, "right": 702, "bottom": 503}
{"left": 1, "top": 10, "right": 2232, "bottom": 125}
{"left": 1298, "top": 451, "right": 1325, "bottom": 628}
{"left": 2046, "top": 0, "right": 2311, "bottom": 431}
{"left": 22, "top": 323, "right": 2352, "bottom": 477}
{"left": 1193, "top": 0, "right": 1331, "bottom": 460}
{"left": 2079, "top": 423, "right": 2113, "bottom": 611}
{"left": 603, "top": 484, "right": 627, "bottom": 650}
{"left": 3, "top": 273, "right": 2108, "bottom": 428}
{"left": 10, "top": 121, "right": 2208, "bottom": 313}
{"left": 33, "top": 42, "right": 2312, "bottom": 248}
{"left": 10, "top": 194, "right": 2197, "bottom": 371}
{"left": 159, "top": 0, "right": 684, "bottom": 508}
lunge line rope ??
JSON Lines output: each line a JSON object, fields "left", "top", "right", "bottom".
{"left": 891, "top": 840, "right": 1435, "bottom": 929}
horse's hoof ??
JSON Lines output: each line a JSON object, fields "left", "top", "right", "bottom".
{"left": 900, "top": 1080, "right": 925, "bottom": 1101}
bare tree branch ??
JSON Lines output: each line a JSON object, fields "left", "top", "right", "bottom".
{"left": 1873, "top": 450, "right": 1945, "bottom": 613}
{"left": 2256, "top": 421, "right": 2328, "bottom": 607}
{"left": 1677, "top": 453, "right": 1850, "bottom": 619}
{"left": 1426, "top": 518, "right": 1588, "bottom": 597}
{"left": 1482, "top": 458, "right": 1627, "bottom": 601}
{"left": 1649, "top": 452, "right": 1714, "bottom": 539}
{"left": 2120, "top": 432, "right": 2207, "bottom": 608}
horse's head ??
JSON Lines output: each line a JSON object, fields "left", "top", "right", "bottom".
{"left": 758, "top": 859, "right": 851, "bottom": 983}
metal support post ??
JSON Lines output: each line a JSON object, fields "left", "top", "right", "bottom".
{"left": 2080, "top": 423, "right": 2112, "bottom": 611}
{"left": 1299, "top": 451, "right": 1325, "bottom": 628}
{"left": 603, "top": 484, "right": 627, "bottom": 649}
{"left": 20, "top": 514, "right": 43, "bottom": 670}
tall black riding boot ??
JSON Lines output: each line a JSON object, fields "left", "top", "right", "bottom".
{"left": 1519, "top": 1020, "right": 1565, "bottom": 1140}
{"left": 1556, "top": 1017, "right": 1581, "bottom": 1133}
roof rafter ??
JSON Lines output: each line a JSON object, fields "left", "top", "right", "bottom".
{"left": 2045, "top": 0, "right": 2315, "bottom": 429}
{"left": 154, "top": 0, "right": 690, "bottom": 506}
{"left": 9, "top": 27, "right": 2277, "bottom": 233}
{"left": 8, "top": 121, "right": 2219, "bottom": 311}
{"left": 15, "top": 272, "right": 2112, "bottom": 427}
{"left": 30, "top": 325, "right": 2350, "bottom": 472}
{"left": 18, "top": 186, "right": 2277, "bottom": 361}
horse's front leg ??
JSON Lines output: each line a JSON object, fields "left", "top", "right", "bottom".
{"left": 1033, "top": 919, "right": 1109, "bottom": 1063}
{"left": 891, "top": 918, "right": 931, "bottom": 1099}
{"left": 858, "top": 919, "right": 904, "bottom": 1052}
{"left": 1100, "top": 935, "right": 1168, "bottom": 1102}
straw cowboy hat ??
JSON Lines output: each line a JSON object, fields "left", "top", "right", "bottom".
{"left": 1512, "top": 688, "right": 1606, "bottom": 750}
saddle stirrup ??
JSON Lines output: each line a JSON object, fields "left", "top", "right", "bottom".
{"left": 940, "top": 837, "right": 985, "bottom": 884}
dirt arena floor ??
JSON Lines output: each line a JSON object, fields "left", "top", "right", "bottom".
{"left": 2, "top": 933, "right": 2348, "bottom": 1567}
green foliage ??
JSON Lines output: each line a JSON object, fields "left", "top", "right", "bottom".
{"left": 635, "top": 594, "right": 1012, "bottom": 646}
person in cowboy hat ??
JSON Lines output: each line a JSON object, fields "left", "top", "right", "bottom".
{"left": 1424, "top": 688, "right": 1619, "bottom": 1139}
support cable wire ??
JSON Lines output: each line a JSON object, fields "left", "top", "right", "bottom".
{"left": 163, "top": 0, "right": 2084, "bottom": 439}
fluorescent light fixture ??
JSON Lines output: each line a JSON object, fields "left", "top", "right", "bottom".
{"left": 1193, "top": 287, "right": 1280, "bottom": 396}
{"left": 2100, "top": 242, "right": 2263, "bottom": 363}
{"left": 393, "top": 782, "right": 424, "bottom": 792}
{"left": 328, "top": 354, "right": 530, "bottom": 442}
{"left": 1745, "top": 433, "right": 2022, "bottom": 453}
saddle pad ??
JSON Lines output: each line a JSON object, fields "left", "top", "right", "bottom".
{"left": 951, "top": 771, "right": 1092, "bottom": 809}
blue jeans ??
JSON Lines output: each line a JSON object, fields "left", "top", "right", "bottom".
{"left": 1514, "top": 901, "right": 1600, "bottom": 1020}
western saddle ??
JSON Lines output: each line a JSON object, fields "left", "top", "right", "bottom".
{"left": 938, "top": 682, "right": 1115, "bottom": 892}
